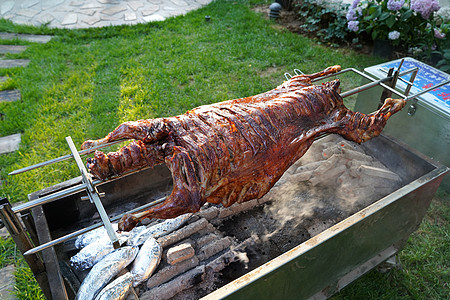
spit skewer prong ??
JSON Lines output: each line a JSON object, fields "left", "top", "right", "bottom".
{"left": 8, "top": 138, "right": 126, "bottom": 176}
{"left": 65, "top": 136, "right": 120, "bottom": 249}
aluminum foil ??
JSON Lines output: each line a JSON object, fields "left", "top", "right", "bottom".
{"left": 75, "top": 246, "right": 138, "bottom": 300}
{"left": 130, "top": 237, "right": 162, "bottom": 286}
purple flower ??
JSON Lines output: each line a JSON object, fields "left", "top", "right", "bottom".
{"left": 351, "top": 0, "right": 362, "bottom": 9}
{"left": 434, "top": 28, "right": 446, "bottom": 39}
{"left": 411, "top": 0, "right": 440, "bottom": 19}
{"left": 346, "top": 8, "right": 357, "bottom": 21}
{"left": 387, "top": 0, "right": 404, "bottom": 11}
{"left": 388, "top": 30, "right": 400, "bottom": 40}
{"left": 348, "top": 21, "right": 359, "bottom": 32}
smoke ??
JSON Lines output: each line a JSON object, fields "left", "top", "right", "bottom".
{"left": 260, "top": 134, "right": 402, "bottom": 245}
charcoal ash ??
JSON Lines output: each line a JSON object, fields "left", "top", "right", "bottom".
{"left": 72, "top": 134, "right": 403, "bottom": 300}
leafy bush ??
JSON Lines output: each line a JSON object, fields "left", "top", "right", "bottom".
{"left": 346, "top": 0, "right": 450, "bottom": 66}
{"left": 295, "top": 0, "right": 352, "bottom": 46}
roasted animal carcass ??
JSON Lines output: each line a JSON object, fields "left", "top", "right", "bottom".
{"left": 81, "top": 66, "right": 405, "bottom": 231}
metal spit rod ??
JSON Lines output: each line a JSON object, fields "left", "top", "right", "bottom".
{"left": 8, "top": 138, "right": 126, "bottom": 176}
{"left": 8, "top": 65, "right": 426, "bottom": 216}
{"left": 12, "top": 63, "right": 449, "bottom": 255}
{"left": 65, "top": 136, "right": 120, "bottom": 249}
{"left": 23, "top": 195, "right": 166, "bottom": 256}
{"left": 8, "top": 63, "right": 429, "bottom": 181}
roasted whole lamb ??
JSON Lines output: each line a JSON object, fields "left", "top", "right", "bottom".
{"left": 81, "top": 66, "right": 405, "bottom": 231}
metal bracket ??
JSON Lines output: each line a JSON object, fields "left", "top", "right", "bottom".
{"left": 65, "top": 136, "right": 120, "bottom": 249}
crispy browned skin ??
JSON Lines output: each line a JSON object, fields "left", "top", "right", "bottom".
{"left": 81, "top": 66, "right": 405, "bottom": 231}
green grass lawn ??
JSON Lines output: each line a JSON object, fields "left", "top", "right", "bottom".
{"left": 0, "top": 0, "right": 448, "bottom": 299}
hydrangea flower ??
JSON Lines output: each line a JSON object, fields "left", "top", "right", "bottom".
{"left": 346, "top": 8, "right": 358, "bottom": 21}
{"left": 351, "top": 0, "right": 362, "bottom": 9}
{"left": 411, "top": 0, "right": 440, "bottom": 19}
{"left": 434, "top": 28, "right": 446, "bottom": 39}
{"left": 387, "top": 0, "right": 404, "bottom": 11}
{"left": 388, "top": 30, "right": 400, "bottom": 40}
{"left": 347, "top": 21, "right": 359, "bottom": 32}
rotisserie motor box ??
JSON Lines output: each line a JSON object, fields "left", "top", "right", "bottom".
{"left": 354, "top": 57, "right": 450, "bottom": 191}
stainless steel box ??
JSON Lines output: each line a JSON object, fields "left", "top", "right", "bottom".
{"left": 354, "top": 57, "right": 450, "bottom": 191}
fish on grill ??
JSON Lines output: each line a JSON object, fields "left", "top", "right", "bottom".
{"left": 81, "top": 65, "right": 405, "bottom": 231}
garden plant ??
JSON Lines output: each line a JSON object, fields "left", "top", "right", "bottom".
{"left": 0, "top": 0, "right": 448, "bottom": 299}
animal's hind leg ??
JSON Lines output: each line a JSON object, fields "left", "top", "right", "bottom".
{"left": 118, "top": 147, "right": 205, "bottom": 231}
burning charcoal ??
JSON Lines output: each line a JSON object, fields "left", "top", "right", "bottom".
{"left": 321, "top": 144, "right": 343, "bottom": 159}
{"left": 205, "top": 249, "right": 237, "bottom": 273}
{"left": 357, "top": 165, "right": 401, "bottom": 181}
{"left": 341, "top": 148, "right": 374, "bottom": 163}
{"left": 196, "top": 233, "right": 219, "bottom": 249}
{"left": 196, "top": 206, "right": 219, "bottom": 220}
{"left": 197, "top": 237, "right": 233, "bottom": 261}
{"left": 166, "top": 242, "right": 195, "bottom": 265}
{"left": 218, "top": 199, "right": 259, "bottom": 219}
{"left": 195, "top": 222, "right": 216, "bottom": 236}
{"left": 206, "top": 235, "right": 260, "bottom": 272}
{"left": 140, "top": 266, "right": 206, "bottom": 300}
{"left": 289, "top": 171, "right": 314, "bottom": 182}
{"left": 294, "top": 161, "right": 323, "bottom": 174}
{"left": 257, "top": 193, "right": 273, "bottom": 205}
{"left": 146, "top": 256, "right": 199, "bottom": 289}
{"left": 317, "top": 154, "right": 348, "bottom": 170}
{"left": 309, "top": 164, "right": 347, "bottom": 186}
{"left": 157, "top": 218, "right": 208, "bottom": 248}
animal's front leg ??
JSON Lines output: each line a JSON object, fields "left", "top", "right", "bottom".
{"left": 81, "top": 118, "right": 168, "bottom": 150}
{"left": 86, "top": 138, "right": 170, "bottom": 179}
{"left": 118, "top": 147, "right": 206, "bottom": 231}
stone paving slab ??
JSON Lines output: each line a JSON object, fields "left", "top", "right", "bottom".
{"left": 0, "top": 32, "right": 53, "bottom": 43}
{"left": 0, "top": 133, "right": 21, "bottom": 155}
{"left": 0, "top": 90, "right": 21, "bottom": 102}
{"left": 0, "top": 59, "right": 30, "bottom": 68}
{"left": 0, "top": 226, "right": 10, "bottom": 240}
{"left": 0, "top": 45, "right": 28, "bottom": 54}
{"left": 0, "top": 76, "right": 8, "bottom": 83}
{"left": 0, "top": 265, "right": 16, "bottom": 300}
{"left": 0, "top": 0, "right": 213, "bottom": 29}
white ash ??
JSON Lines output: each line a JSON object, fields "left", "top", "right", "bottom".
{"left": 77, "top": 135, "right": 404, "bottom": 300}
{"left": 262, "top": 134, "right": 403, "bottom": 242}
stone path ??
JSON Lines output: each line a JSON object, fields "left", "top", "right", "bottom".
{"left": 0, "top": 59, "right": 30, "bottom": 69}
{"left": 0, "top": 32, "right": 53, "bottom": 44}
{"left": 0, "top": 264, "right": 16, "bottom": 300}
{"left": 0, "top": 0, "right": 213, "bottom": 29}
{"left": 0, "top": 90, "right": 21, "bottom": 102}
{"left": 0, "top": 33, "right": 52, "bottom": 155}
{"left": 0, "top": 133, "right": 22, "bottom": 154}
{"left": 0, "top": 45, "right": 28, "bottom": 54}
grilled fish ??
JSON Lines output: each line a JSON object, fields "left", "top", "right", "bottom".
{"left": 76, "top": 246, "right": 138, "bottom": 300}
{"left": 71, "top": 235, "right": 129, "bottom": 271}
{"left": 75, "top": 223, "right": 121, "bottom": 249}
{"left": 127, "top": 213, "right": 192, "bottom": 246}
{"left": 130, "top": 237, "right": 162, "bottom": 286}
{"left": 94, "top": 272, "right": 134, "bottom": 300}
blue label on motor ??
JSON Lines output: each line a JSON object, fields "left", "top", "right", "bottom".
{"left": 378, "top": 58, "right": 450, "bottom": 113}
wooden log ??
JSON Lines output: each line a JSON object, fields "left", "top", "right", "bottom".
{"left": 157, "top": 218, "right": 208, "bottom": 248}
{"left": 141, "top": 266, "right": 205, "bottom": 300}
{"left": 197, "top": 237, "right": 232, "bottom": 261}
{"left": 146, "top": 256, "right": 199, "bottom": 289}
{"left": 166, "top": 242, "right": 195, "bottom": 265}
